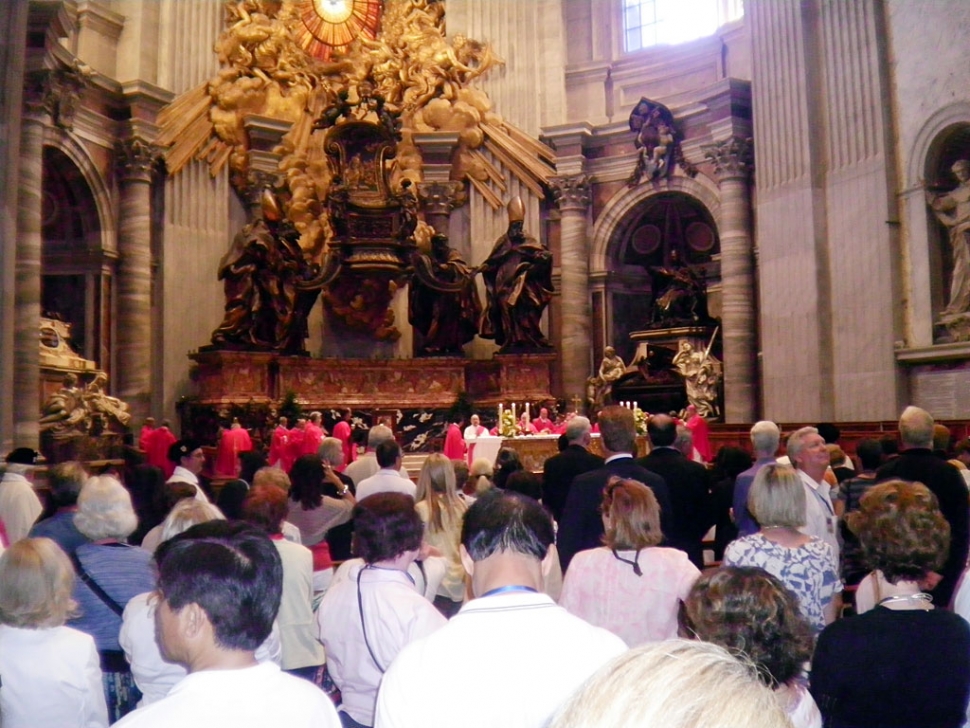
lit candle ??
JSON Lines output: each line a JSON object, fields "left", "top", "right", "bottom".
{"left": 525, "top": 402, "right": 530, "bottom": 418}
{"left": 511, "top": 403, "right": 516, "bottom": 421}
{"left": 498, "top": 403, "right": 503, "bottom": 422}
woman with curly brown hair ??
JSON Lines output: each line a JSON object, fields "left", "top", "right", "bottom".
{"left": 559, "top": 477, "right": 699, "bottom": 645}
{"left": 680, "top": 566, "right": 820, "bottom": 728}
{"left": 810, "top": 480, "right": 970, "bottom": 728}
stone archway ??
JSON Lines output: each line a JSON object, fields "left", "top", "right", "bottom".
{"left": 588, "top": 177, "right": 722, "bottom": 365}
{"left": 41, "top": 143, "right": 114, "bottom": 378}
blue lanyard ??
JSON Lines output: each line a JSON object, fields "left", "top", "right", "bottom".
{"left": 481, "top": 585, "right": 538, "bottom": 598}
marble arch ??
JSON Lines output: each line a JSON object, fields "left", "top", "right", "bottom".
{"left": 590, "top": 174, "right": 722, "bottom": 275}
{"left": 41, "top": 127, "right": 115, "bottom": 255}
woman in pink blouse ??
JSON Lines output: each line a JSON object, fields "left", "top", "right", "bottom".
{"left": 559, "top": 477, "right": 700, "bottom": 646}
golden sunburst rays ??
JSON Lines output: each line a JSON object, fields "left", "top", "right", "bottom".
{"left": 295, "top": 0, "right": 382, "bottom": 60}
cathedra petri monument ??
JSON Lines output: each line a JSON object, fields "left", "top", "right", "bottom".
{"left": 157, "top": 0, "right": 559, "bottom": 446}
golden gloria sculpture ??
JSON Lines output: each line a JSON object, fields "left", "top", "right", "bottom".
{"left": 157, "top": 0, "right": 556, "bottom": 256}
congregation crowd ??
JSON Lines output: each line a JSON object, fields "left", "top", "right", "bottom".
{"left": 2, "top": 402, "right": 970, "bottom": 728}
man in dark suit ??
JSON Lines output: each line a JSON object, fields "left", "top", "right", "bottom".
{"left": 637, "top": 415, "right": 711, "bottom": 569}
{"left": 557, "top": 406, "right": 672, "bottom": 570}
{"left": 877, "top": 406, "right": 970, "bottom": 607}
{"left": 542, "top": 416, "right": 604, "bottom": 523}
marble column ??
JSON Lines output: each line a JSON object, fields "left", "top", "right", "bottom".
{"left": 13, "top": 98, "right": 46, "bottom": 447}
{"left": 704, "top": 137, "right": 756, "bottom": 423}
{"left": 116, "top": 136, "right": 158, "bottom": 424}
{"left": 551, "top": 174, "right": 591, "bottom": 403}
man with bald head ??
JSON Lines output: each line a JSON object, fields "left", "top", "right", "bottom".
{"left": 877, "top": 406, "right": 969, "bottom": 606}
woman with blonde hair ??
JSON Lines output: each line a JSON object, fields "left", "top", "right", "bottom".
{"left": 549, "top": 639, "right": 790, "bottom": 728}
{"left": 723, "top": 463, "right": 841, "bottom": 632}
{"left": 468, "top": 458, "right": 494, "bottom": 496}
{"left": 559, "top": 477, "right": 699, "bottom": 645}
{"left": 811, "top": 480, "right": 970, "bottom": 728}
{"left": 415, "top": 453, "right": 469, "bottom": 617}
{"left": 0, "top": 537, "right": 109, "bottom": 727}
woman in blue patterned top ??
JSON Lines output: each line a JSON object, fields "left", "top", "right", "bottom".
{"left": 723, "top": 464, "right": 842, "bottom": 632}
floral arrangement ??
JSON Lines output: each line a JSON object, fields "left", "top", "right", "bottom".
{"left": 498, "top": 409, "right": 519, "bottom": 437}
{"left": 633, "top": 406, "right": 648, "bottom": 436}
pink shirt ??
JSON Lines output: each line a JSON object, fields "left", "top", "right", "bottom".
{"left": 559, "top": 546, "right": 700, "bottom": 646}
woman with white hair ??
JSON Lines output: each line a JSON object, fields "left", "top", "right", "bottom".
{"left": 0, "top": 537, "right": 109, "bottom": 727}
{"left": 119, "top": 499, "right": 281, "bottom": 708}
{"left": 549, "top": 639, "right": 790, "bottom": 728}
{"left": 67, "top": 475, "right": 155, "bottom": 722}
{"left": 723, "top": 464, "right": 842, "bottom": 632}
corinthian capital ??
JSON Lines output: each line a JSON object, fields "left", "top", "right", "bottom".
{"left": 116, "top": 137, "right": 159, "bottom": 182}
{"left": 24, "top": 65, "right": 89, "bottom": 129}
{"left": 417, "top": 181, "right": 467, "bottom": 215}
{"left": 550, "top": 174, "right": 590, "bottom": 212}
{"left": 702, "top": 137, "right": 753, "bottom": 181}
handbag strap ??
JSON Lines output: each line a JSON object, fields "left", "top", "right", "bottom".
{"left": 356, "top": 567, "right": 387, "bottom": 674}
{"left": 71, "top": 552, "right": 125, "bottom": 616}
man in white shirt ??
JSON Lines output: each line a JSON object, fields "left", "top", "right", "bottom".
{"left": 114, "top": 521, "right": 340, "bottom": 728}
{"left": 165, "top": 440, "right": 210, "bottom": 503}
{"left": 345, "top": 425, "right": 409, "bottom": 486}
{"left": 375, "top": 490, "right": 627, "bottom": 728}
{"left": 0, "top": 447, "right": 43, "bottom": 544}
{"left": 356, "top": 441, "right": 416, "bottom": 501}
{"left": 318, "top": 493, "right": 446, "bottom": 727}
{"left": 787, "top": 426, "right": 840, "bottom": 564}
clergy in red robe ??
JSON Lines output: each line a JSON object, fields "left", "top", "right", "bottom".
{"left": 518, "top": 413, "right": 539, "bottom": 436}
{"left": 302, "top": 411, "right": 326, "bottom": 456}
{"left": 533, "top": 407, "right": 555, "bottom": 434}
{"left": 332, "top": 408, "right": 355, "bottom": 470}
{"left": 145, "top": 422, "right": 177, "bottom": 478}
{"left": 443, "top": 422, "right": 466, "bottom": 460}
{"left": 287, "top": 418, "right": 307, "bottom": 471}
{"left": 214, "top": 419, "right": 253, "bottom": 477}
{"left": 268, "top": 417, "right": 290, "bottom": 470}
{"left": 685, "top": 404, "right": 713, "bottom": 463}
{"left": 138, "top": 417, "right": 155, "bottom": 452}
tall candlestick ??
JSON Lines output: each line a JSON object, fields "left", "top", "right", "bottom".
{"left": 511, "top": 403, "right": 516, "bottom": 421}
{"left": 498, "top": 403, "right": 503, "bottom": 422}
{"left": 525, "top": 402, "right": 530, "bottom": 418}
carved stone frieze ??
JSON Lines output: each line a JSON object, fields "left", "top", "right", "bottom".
{"left": 116, "top": 137, "right": 160, "bottom": 182}
{"left": 550, "top": 174, "right": 591, "bottom": 213}
{"left": 702, "top": 137, "right": 754, "bottom": 181}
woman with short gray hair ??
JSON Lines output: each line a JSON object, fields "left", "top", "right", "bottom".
{"left": 722, "top": 464, "right": 842, "bottom": 632}
{"left": 68, "top": 475, "right": 155, "bottom": 722}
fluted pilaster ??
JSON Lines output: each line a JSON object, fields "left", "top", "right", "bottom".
{"left": 116, "top": 136, "right": 158, "bottom": 423}
{"left": 704, "top": 137, "right": 756, "bottom": 423}
{"left": 551, "top": 174, "right": 591, "bottom": 401}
